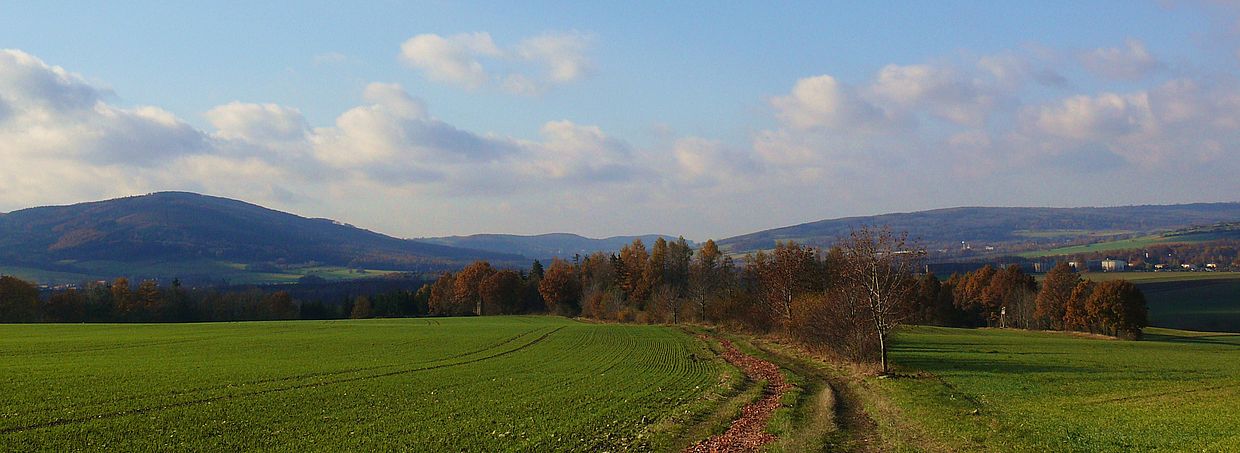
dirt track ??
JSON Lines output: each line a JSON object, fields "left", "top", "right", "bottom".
{"left": 685, "top": 338, "right": 791, "bottom": 453}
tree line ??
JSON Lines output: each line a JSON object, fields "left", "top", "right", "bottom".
{"left": 0, "top": 276, "right": 436, "bottom": 323}
{"left": 1, "top": 227, "right": 1150, "bottom": 372}
{"left": 427, "top": 227, "right": 1150, "bottom": 372}
{"left": 908, "top": 262, "right": 1149, "bottom": 339}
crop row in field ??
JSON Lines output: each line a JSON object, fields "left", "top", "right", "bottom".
{"left": 0, "top": 317, "right": 719, "bottom": 451}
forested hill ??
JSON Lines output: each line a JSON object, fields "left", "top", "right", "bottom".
{"left": 420, "top": 233, "right": 692, "bottom": 260}
{"left": 0, "top": 192, "right": 522, "bottom": 276}
{"left": 719, "top": 203, "right": 1240, "bottom": 254}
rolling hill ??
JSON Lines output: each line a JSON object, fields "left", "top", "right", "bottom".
{"left": 0, "top": 192, "right": 523, "bottom": 283}
{"left": 420, "top": 233, "right": 692, "bottom": 261}
{"left": 719, "top": 203, "right": 1240, "bottom": 256}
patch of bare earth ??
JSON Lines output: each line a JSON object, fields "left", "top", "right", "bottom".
{"left": 686, "top": 338, "right": 791, "bottom": 453}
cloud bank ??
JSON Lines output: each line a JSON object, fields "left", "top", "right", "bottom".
{"left": 1, "top": 33, "right": 1239, "bottom": 239}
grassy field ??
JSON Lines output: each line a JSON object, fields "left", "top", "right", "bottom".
{"left": 0, "top": 317, "right": 720, "bottom": 451}
{"left": 1026, "top": 272, "right": 1240, "bottom": 332}
{"left": 879, "top": 326, "right": 1240, "bottom": 452}
{"left": 0, "top": 260, "right": 404, "bottom": 285}
{"left": 1018, "top": 227, "right": 1235, "bottom": 258}
{"left": 1017, "top": 235, "right": 1166, "bottom": 258}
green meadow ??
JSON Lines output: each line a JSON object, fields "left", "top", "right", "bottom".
{"left": 879, "top": 326, "right": 1240, "bottom": 452}
{"left": 0, "top": 317, "right": 718, "bottom": 451}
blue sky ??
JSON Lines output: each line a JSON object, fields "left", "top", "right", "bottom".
{"left": 1, "top": 1, "right": 1239, "bottom": 239}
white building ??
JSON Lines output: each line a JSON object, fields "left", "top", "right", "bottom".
{"left": 1101, "top": 259, "right": 1127, "bottom": 272}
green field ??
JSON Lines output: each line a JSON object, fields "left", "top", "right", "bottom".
{"left": 1027, "top": 272, "right": 1240, "bottom": 332}
{"left": 1017, "top": 235, "right": 1166, "bottom": 258}
{"left": 1018, "top": 227, "right": 1235, "bottom": 259}
{"left": 0, "top": 317, "right": 719, "bottom": 451}
{"left": 880, "top": 326, "right": 1240, "bottom": 452}
{"left": 0, "top": 260, "right": 404, "bottom": 285}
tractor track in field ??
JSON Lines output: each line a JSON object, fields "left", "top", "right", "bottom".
{"left": 1085, "top": 381, "right": 1240, "bottom": 405}
{"left": 685, "top": 337, "right": 790, "bottom": 453}
{"left": 15, "top": 327, "right": 548, "bottom": 419}
{"left": 0, "top": 327, "right": 563, "bottom": 435}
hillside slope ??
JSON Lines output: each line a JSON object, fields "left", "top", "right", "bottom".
{"left": 0, "top": 192, "right": 522, "bottom": 280}
{"left": 420, "top": 233, "right": 691, "bottom": 260}
{"left": 719, "top": 203, "right": 1240, "bottom": 254}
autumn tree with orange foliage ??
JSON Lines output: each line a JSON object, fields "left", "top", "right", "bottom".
{"left": 538, "top": 259, "right": 581, "bottom": 316}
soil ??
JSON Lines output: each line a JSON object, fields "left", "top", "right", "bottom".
{"left": 685, "top": 338, "right": 791, "bottom": 453}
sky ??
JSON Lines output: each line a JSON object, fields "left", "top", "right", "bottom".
{"left": 1, "top": 1, "right": 1239, "bottom": 240}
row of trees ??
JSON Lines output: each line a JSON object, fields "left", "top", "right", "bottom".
{"left": 3, "top": 227, "right": 1151, "bottom": 372}
{"left": 425, "top": 229, "right": 922, "bottom": 372}
{"left": 908, "top": 262, "right": 1148, "bottom": 339}
{"left": 0, "top": 276, "right": 433, "bottom": 323}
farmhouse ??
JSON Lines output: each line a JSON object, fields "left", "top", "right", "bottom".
{"left": 1101, "top": 259, "right": 1127, "bottom": 272}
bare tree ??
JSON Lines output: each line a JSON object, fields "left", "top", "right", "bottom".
{"left": 837, "top": 226, "right": 923, "bottom": 374}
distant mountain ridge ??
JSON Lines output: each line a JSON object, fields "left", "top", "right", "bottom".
{"left": 719, "top": 203, "right": 1240, "bottom": 255}
{"left": 0, "top": 192, "right": 522, "bottom": 281}
{"left": 420, "top": 233, "right": 692, "bottom": 260}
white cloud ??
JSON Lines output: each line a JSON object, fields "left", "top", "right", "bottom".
{"left": 206, "top": 102, "right": 309, "bottom": 144}
{"left": 518, "top": 120, "right": 632, "bottom": 181}
{"left": 515, "top": 32, "right": 593, "bottom": 83}
{"left": 398, "top": 31, "right": 593, "bottom": 95}
{"left": 672, "top": 137, "right": 760, "bottom": 186}
{"left": 0, "top": 49, "right": 206, "bottom": 167}
{"left": 871, "top": 63, "right": 1000, "bottom": 127}
{"left": 1080, "top": 39, "right": 1164, "bottom": 80}
{"left": 1030, "top": 92, "right": 1153, "bottom": 140}
{"left": 770, "top": 75, "right": 889, "bottom": 131}
{"left": 399, "top": 32, "right": 501, "bottom": 89}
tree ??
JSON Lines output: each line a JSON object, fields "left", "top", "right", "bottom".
{"left": 112, "top": 277, "right": 135, "bottom": 319}
{"left": 454, "top": 261, "right": 495, "bottom": 315}
{"left": 264, "top": 291, "right": 298, "bottom": 320}
{"left": 1086, "top": 280, "right": 1148, "bottom": 339}
{"left": 954, "top": 265, "right": 995, "bottom": 326}
{"left": 0, "top": 275, "right": 40, "bottom": 322}
{"left": 617, "top": 239, "right": 650, "bottom": 307}
{"left": 689, "top": 239, "right": 723, "bottom": 321}
{"left": 982, "top": 265, "right": 1036, "bottom": 328}
{"left": 1035, "top": 263, "right": 1080, "bottom": 330}
{"left": 538, "top": 259, "right": 581, "bottom": 316}
{"left": 749, "top": 241, "right": 818, "bottom": 329}
{"left": 136, "top": 280, "right": 164, "bottom": 321}
{"left": 45, "top": 288, "right": 86, "bottom": 322}
{"left": 428, "top": 273, "right": 456, "bottom": 316}
{"left": 666, "top": 237, "right": 693, "bottom": 297}
{"left": 350, "top": 295, "right": 373, "bottom": 319}
{"left": 643, "top": 238, "right": 669, "bottom": 305}
{"left": 836, "top": 227, "right": 923, "bottom": 374}
{"left": 529, "top": 260, "right": 545, "bottom": 279}
{"left": 479, "top": 270, "right": 522, "bottom": 315}
{"left": 1064, "top": 280, "right": 1096, "bottom": 332}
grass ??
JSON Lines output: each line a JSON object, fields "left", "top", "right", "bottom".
{"left": 1019, "top": 227, "right": 1233, "bottom": 258}
{"left": 0, "top": 260, "right": 404, "bottom": 285}
{"left": 1011, "top": 229, "right": 1135, "bottom": 239}
{"left": 879, "top": 326, "right": 1240, "bottom": 452}
{"left": 0, "top": 317, "right": 720, "bottom": 451}
{"left": 1140, "top": 278, "right": 1240, "bottom": 332}
{"left": 1017, "top": 235, "right": 1166, "bottom": 258}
